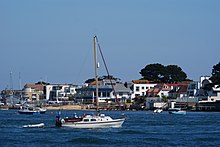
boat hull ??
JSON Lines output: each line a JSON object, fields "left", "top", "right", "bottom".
{"left": 18, "top": 110, "right": 40, "bottom": 115}
{"left": 168, "top": 108, "right": 186, "bottom": 115}
{"left": 168, "top": 111, "right": 186, "bottom": 115}
{"left": 154, "top": 109, "right": 163, "bottom": 113}
{"left": 62, "top": 118, "right": 125, "bottom": 129}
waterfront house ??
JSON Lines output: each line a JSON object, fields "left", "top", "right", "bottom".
{"left": 146, "top": 83, "right": 171, "bottom": 98}
{"left": 145, "top": 97, "right": 167, "bottom": 110}
{"left": 75, "top": 85, "right": 112, "bottom": 104}
{"left": 131, "top": 80, "right": 157, "bottom": 98}
{"left": 168, "top": 84, "right": 189, "bottom": 99}
{"left": 22, "top": 83, "right": 45, "bottom": 101}
{"left": 45, "top": 84, "right": 78, "bottom": 101}
{"left": 75, "top": 81, "right": 131, "bottom": 104}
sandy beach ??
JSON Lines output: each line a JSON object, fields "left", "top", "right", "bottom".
{"left": 46, "top": 104, "right": 83, "bottom": 110}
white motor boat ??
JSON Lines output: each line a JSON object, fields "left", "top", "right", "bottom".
{"left": 18, "top": 106, "right": 40, "bottom": 115}
{"left": 61, "top": 114, "right": 125, "bottom": 129}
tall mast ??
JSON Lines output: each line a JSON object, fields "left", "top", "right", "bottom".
{"left": 94, "top": 36, "right": 99, "bottom": 111}
{"left": 19, "top": 72, "right": 21, "bottom": 90}
{"left": 10, "top": 72, "right": 13, "bottom": 91}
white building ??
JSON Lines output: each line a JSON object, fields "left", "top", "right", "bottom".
{"left": 111, "top": 83, "right": 132, "bottom": 103}
{"left": 46, "top": 84, "right": 79, "bottom": 101}
{"left": 131, "top": 80, "right": 157, "bottom": 99}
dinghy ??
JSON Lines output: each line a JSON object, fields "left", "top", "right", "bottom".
{"left": 22, "top": 123, "right": 45, "bottom": 128}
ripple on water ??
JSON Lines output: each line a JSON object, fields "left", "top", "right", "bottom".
{"left": 117, "top": 129, "right": 146, "bottom": 135}
{"left": 67, "top": 137, "right": 108, "bottom": 145}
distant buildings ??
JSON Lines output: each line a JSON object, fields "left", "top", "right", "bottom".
{"left": 75, "top": 79, "right": 131, "bottom": 104}
{"left": 1, "top": 75, "right": 220, "bottom": 111}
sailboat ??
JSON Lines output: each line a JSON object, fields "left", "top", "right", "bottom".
{"left": 56, "top": 36, "right": 125, "bottom": 128}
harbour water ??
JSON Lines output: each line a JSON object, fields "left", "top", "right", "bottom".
{"left": 1, "top": 110, "right": 220, "bottom": 146}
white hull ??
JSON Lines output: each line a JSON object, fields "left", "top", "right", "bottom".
{"left": 23, "top": 123, "right": 44, "bottom": 128}
{"left": 169, "top": 111, "right": 186, "bottom": 115}
{"left": 154, "top": 109, "right": 163, "bottom": 113}
{"left": 62, "top": 118, "right": 125, "bottom": 128}
{"left": 168, "top": 108, "right": 186, "bottom": 115}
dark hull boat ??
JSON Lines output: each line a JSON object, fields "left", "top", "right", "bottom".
{"left": 18, "top": 109, "right": 40, "bottom": 115}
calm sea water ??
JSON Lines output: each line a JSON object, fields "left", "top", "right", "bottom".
{"left": 0, "top": 110, "right": 220, "bottom": 146}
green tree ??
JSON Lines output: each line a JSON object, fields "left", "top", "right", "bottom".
{"left": 85, "top": 78, "right": 95, "bottom": 84}
{"left": 140, "top": 63, "right": 166, "bottom": 83}
{"left": 210, "top": 62, "right": 220, "bottom": 88}
{"left": 165, "top": 65, "right": 187, "bottom": 83}
{"left": 140, "top": 63, "right": 187, "bottom": 83}
{"left": 84, "top": 75, "right": 120, "bottom": 83}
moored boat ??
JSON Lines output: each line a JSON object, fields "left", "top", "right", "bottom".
{"left": 36, "top": 107, "right": 47, "bottom": 114}
{"left": 154, "top": 108, "right": 163, "bottom": 113}
{"left": 18, "top": 106, "right": 40, "bottom": 115}
{"left": 22, "top": 123, "right": 44, "bottom": 128}
{"left": 168, "top": 108, "right": 186, "bottom": 115}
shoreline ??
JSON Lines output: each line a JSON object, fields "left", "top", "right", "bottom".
{"left": 46, "top": 104, "right": 84, "bottom": 110}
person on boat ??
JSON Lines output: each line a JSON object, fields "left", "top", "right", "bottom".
{"left": 73, "top": 113, "right": 78, "bottom": 118}
{"left": 55, "top": 114, "right": 62, "bottom": 127}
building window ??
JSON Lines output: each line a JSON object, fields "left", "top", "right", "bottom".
{"left": 142, "top": 87, "right": 145, "bottom": 90}
{"left": 103, "top": 92, "right": 107, "bottom": 97}
{"left": 136, "top": 86, "right": 140, "bottom": 91}
{"left": 107, "top": 92, "right": 110, "bottom": 97}
{"left": 98, "top": 92, "right": 102, "bottom": 97}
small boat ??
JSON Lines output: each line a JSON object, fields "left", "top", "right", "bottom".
{"left": 36, "top": 107, "right": 47, "bottom": 114}
{"left": 168, "top": 108, "right": 186, "bottom": 115}
{"left": 22, "top": 123, "right": 44, "bottom": 128}
{"left": 154, "top": 108, "right": 163, "bottom": 113}
{"left": 18, "top": 106, "right": 40, "bottom": 115}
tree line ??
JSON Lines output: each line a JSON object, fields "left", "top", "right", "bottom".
{"left": 139, "top": 63, "right": 188, "bottom": 83}
{"left": 139, "top": 62, "right": 220, "bottom": 88}
{"left": 85, "top": 62, "right": 220, "bottom": 88}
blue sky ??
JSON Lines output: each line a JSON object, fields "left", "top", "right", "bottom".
{"left": 0, "top": 0, "right": 219, "bottom": 90}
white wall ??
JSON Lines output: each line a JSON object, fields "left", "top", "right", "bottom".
{"left": 132, "top": 83, "right": 156, "bottom": 98}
